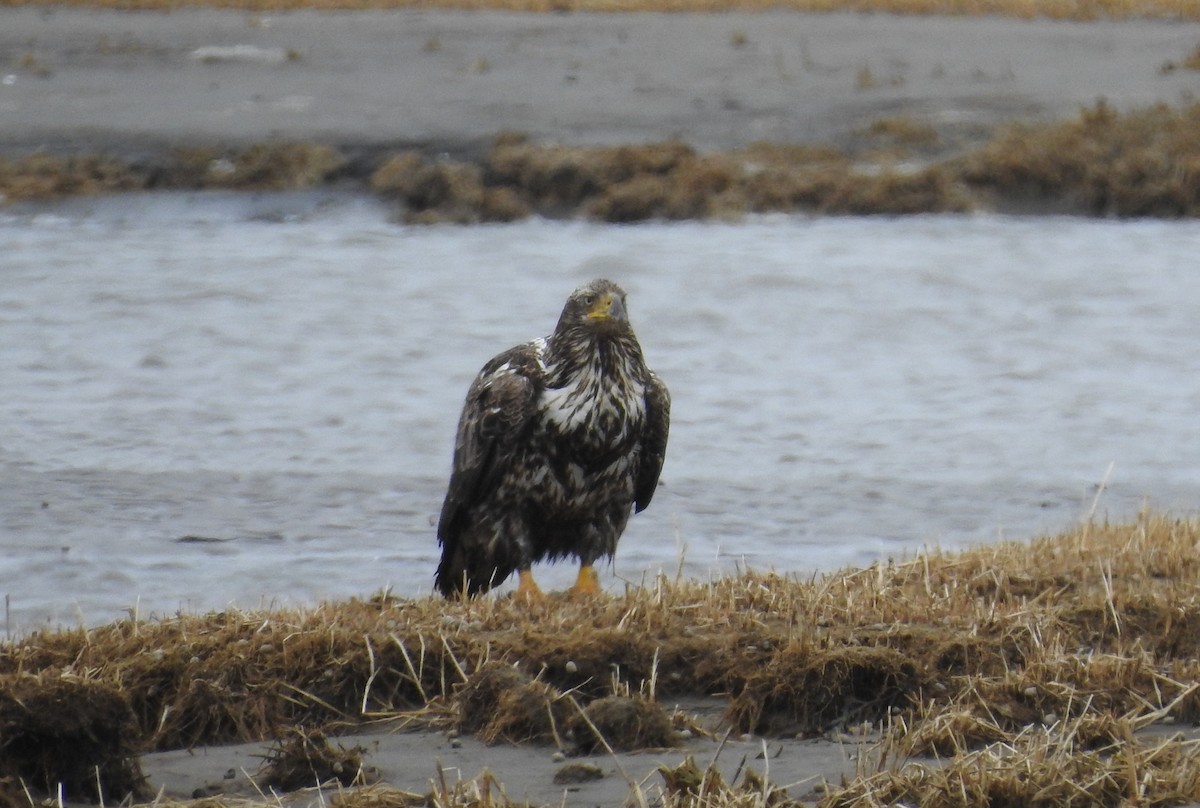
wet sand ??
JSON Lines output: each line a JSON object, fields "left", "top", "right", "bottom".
{"left": 133, "top": 697, "right": 1200, "bottom": 806}
{"left": 2, "top": 8, "right": 1199, "bottom": 160}
{"left": 141, "top": 699, "right": 874, "bottom": 806}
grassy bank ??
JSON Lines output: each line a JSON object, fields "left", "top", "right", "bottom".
{"left": 5, "top": 512, "right": 1200, "bottom": 806}
{"left": 3, "top": 102, "right": 1200, "bottom": 221}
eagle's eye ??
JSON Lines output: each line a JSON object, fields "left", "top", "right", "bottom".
{"left": 580, "top": 293, "right": 596, "bottom": 307}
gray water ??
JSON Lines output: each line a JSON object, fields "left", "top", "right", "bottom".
{"left": 3, "top": 192, "right": 1199, "bottom": 632}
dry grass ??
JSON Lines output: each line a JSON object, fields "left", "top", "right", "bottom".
{"left": 5, "top": 513, "right": 1200, "bottom": 806}
{"left": 257, "top": 727, "right": 374, "bottom": 791}
{"left": 6, "top": 102, "right": 1200, "bottom": 219}
{"left": 957, "top": 100, "right": 1200, "bottom": 216}
{"left": 823, "top": 719, "right": 1200, "bottom": 808}
{"left": 0, "top": 0, "right": 1196, "bottom": 19}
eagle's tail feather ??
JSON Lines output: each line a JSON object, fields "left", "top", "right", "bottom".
{"left": 435, "top": 544, "right": 514, "bottom": 598}
{"left": 435, "top": 545, "right": 469, "bottom": 597}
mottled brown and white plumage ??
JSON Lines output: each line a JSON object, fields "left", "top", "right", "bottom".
{"left": 435, "top": 279, "right": 670, "bottom": 598}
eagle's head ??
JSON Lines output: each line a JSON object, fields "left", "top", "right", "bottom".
{"left": 554, "top": 279, "right": 631, "bottom": 339}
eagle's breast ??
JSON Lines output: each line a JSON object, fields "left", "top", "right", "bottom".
{"left": 527, "top": 340, "right": 647, "bottom": 508}
{"left": 435, "top": 278, "right": 670, "bottom": 597}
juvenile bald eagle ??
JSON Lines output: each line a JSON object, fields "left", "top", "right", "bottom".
{"left": 436, "top": 279, "right": 670, "bottom": 599}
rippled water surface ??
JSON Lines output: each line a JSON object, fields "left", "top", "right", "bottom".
{"left": 3, "top": 192, "right": 1199, "bottom": 630}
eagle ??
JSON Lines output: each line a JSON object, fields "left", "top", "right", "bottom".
{"left": 435, "top": 278, "right": 670, "bottom": 599}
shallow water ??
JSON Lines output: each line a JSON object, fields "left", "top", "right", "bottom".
{"left": 2, "top": 192, "right": 1198, "bottom": 631}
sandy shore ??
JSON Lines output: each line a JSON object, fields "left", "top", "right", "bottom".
{"left": 2, "top": 8, "right": 1199, "bottom": 161}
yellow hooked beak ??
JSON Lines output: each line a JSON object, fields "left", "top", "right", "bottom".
{"left": 585, "top": 292, "right": 627, "bottom": 322}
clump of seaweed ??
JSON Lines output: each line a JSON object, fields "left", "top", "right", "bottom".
{"left": 331, "top": 783, "right": 427, "bottom": 808}
{"left": 0, "top": 674, "right": 148, "bottom": 804}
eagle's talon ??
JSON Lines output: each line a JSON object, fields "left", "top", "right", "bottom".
{"left": 567, "top": 565, "right": 602, "bottom": 598}
{"left": 514, "top": 569, "right": 544, "bottom": 602}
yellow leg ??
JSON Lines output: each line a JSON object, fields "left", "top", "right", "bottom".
{"left": 514, "top": 569, "right": 544, "bottom": 601}
{"left": 568, "top": 564, "right": 602, "bottom": 597}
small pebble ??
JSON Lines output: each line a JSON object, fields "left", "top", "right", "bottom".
{"left": 1023, "top": 686, "right": 1038, "bottom": 698}
{"left": 565, "top": 660, "right": 578, "bottom": 674}
{"left": 551, "top": 751, "right": 566, "bottom": 763}
{"left": 449, "top": 738, "right": 462, "bottom": 749}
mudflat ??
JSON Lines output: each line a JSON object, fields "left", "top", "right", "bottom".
{"left": 2, "top": 8, "right": 1199, "bottom": 159}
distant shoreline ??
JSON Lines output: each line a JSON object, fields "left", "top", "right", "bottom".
{"left": 2, "top": 7, "right": 1199, "bottom": 217}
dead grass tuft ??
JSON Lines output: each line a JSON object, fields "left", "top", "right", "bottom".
{"left": 331, "top": 783, "right": 427, "bottom": 808}
{"left": 570, "top": 695, "right": 676, "bottom": 752}
{"left": 822, "top": 719, "right": 1200, "bottom": 808}
{"left": 728, "top": 644, "right": 921, "bottom": 737}
{"left": 455, "top": 661, "right": 569, "bottom": 745}
{"left": 257, "top": 727, "right": 373, "bottom": 791}
{"left": 658, "top": 756, "right": 795, "bottom": 808}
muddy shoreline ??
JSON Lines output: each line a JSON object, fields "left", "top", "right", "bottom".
{"left": 3, "top": 8, "right": 1198, "bottom": 155}
{"left": 3, "top": 8, "right": 1200, "bottom": 218}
